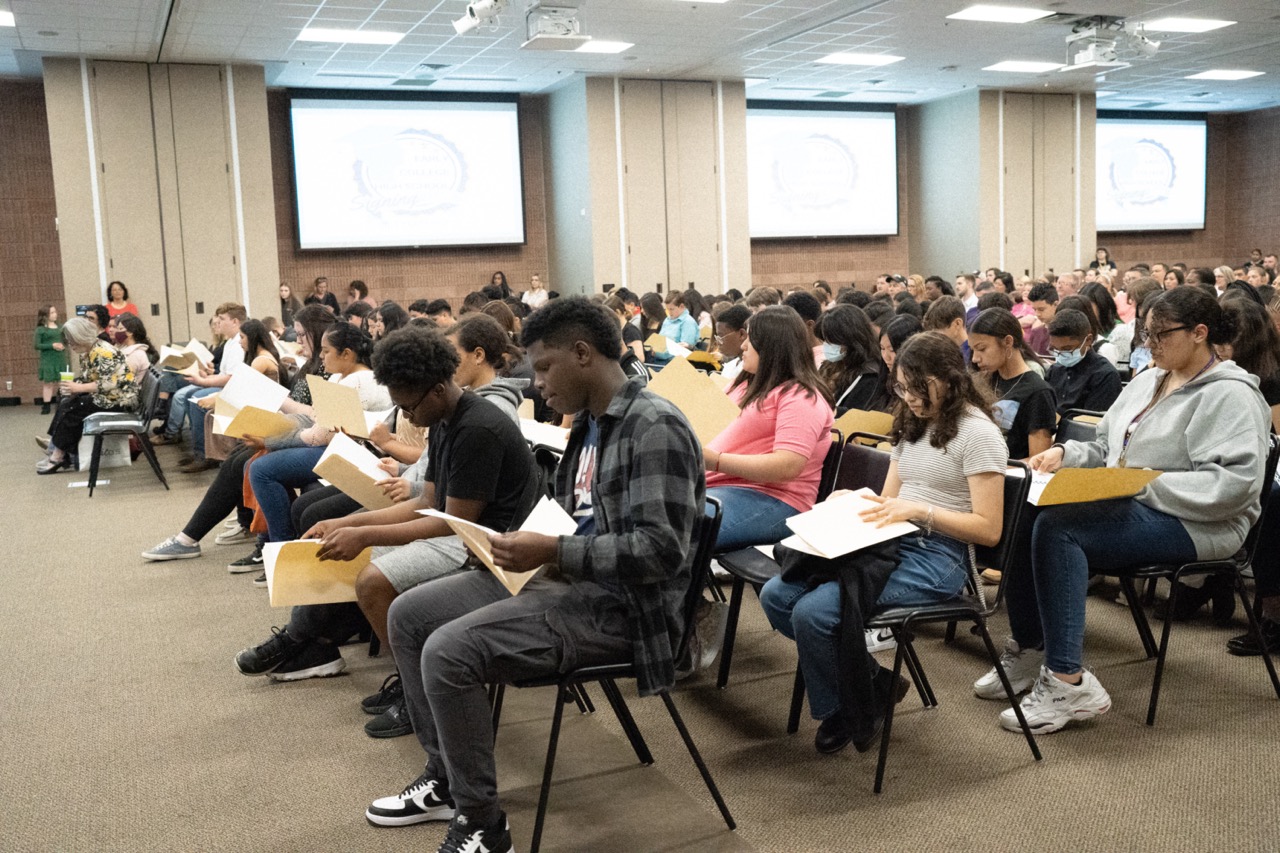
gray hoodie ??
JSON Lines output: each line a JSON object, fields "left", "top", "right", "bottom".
{"left": 1062, "top": 360, "right": 1269, "bottom": 560}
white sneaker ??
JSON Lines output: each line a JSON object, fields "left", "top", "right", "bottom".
{"left": 214, "top": 525, "right": 256, "bottom": 546}
{"left": 974, "top": 638, "right": 1044, "bottom": 700}
{"left": 1000, "top": 666, "right": 1111, "bottom": 734}
{"left": 366, "top": 772, "right": 457, "bottom": 827}
{"left": 865, "top": 627, "right": 897, "bottom": 653}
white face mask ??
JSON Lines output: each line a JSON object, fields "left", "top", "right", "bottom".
{"left": 821, "top": 342, "right": 845, "bottom": 363}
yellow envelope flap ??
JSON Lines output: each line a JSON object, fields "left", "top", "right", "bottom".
{"left": 646, "top": 356, "right": 741, "bottom": 445}
{"left": 263, "top": 541, "right": 372, "bottom": 607}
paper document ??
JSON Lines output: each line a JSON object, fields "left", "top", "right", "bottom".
{"left": 1026, "top": 467, "right": 1161, "bottom": 507}
{"left": 307, "top": 375, "right": 374, "bottom": 439}
{"left": 216, "top": 405, "right": 295, "bottom": 439}
{"left": 263, "top": 540, "right": 373, "bottom": 607}
{"left": 419, "top": 496, "right": 578, "bottom": 596}
{"left": 646, "top": 356, "right": 741, "bottom": 445}
{"left": 784, "top": 488, "right": 918, "bottom": 560}
{"left": 312, "top": 431, "right": 394, "bottom": 510}
{"left": 220, "top": 362, "right": 289, "bottom": 414}
{"left": 833, "top": 408, "right": 895, "bottom": 443}
{"left": 521, "top": 419, "right": 570, "bottom": 453}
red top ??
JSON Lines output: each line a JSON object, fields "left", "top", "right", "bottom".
{"left": 107, "top": 302, "right": 140, "bottom": 318}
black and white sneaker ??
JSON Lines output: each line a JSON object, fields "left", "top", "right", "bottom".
{"left": 362, "top": 673, "right": 403, "bottom": 715}
{"left": 365, "top": 771, "right": 457, "bottom": 827}
{"left": 228, "top": 546, "right": 264, "bottom": 574}
{"left": 267, "top": 640, "right": 346, "bottom": 681}
{"left": 252, "top": 571, "right": 268, "bottom": 588}
{"left": 436, "top": 812, "right": 513, "bottom": 853}
{"left": 235, "top": 627, "right": 303, "bottom": 676}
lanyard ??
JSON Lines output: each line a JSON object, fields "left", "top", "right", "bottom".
{"left": 1118, "top": 354, "right": 1215, "bottom": 467}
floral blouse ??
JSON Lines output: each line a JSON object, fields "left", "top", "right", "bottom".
{"left": 78, "top": 341, "right": 139, "bottom": 410}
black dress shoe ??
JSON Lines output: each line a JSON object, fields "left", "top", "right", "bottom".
{"left": 1227, "top": 618, "right": 1280, "bottom": 657}
{"left": 815, "top": 715, "right": 852, "bottom": 754}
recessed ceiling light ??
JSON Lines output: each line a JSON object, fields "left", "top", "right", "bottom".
{"left": 576, "top": 40, "right": 633, "bottom": 54}
{"left": 743, "top": 77, "right": 768, "bottom": 87}
{"left": 1144, "top": 18, "right": 1235, "bottom": 33}
{"left": 1186, "top": 69, "right": 1264, "bottom": 81}
{"left": 816, "top": 52, "right": 904, "bottom": 67}
{"left": 1095, "top": 90, "right": 1117, "bottom": 98}
{"left": 0, "top": 11, "right": 15, "bottom": 27}
{"left": 297, "top": 27, "right": 404, "bottom": 45}
{"left": 984, "top": 60, "right": 1062, "bottom": 73}
{"left": 947, "top": 5, "right": 1052, "bottom": 24}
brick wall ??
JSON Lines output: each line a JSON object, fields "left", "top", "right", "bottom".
{"left": 0, "top": 80, "right": 65, "bottom": 404}
{"left": 268, "top": 90, "right": 550, "bottom": 312}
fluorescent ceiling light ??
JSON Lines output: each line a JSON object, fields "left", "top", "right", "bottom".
{"left": 674, "top": 0, "right": 734, "bottom": 3}
{"left": 947, "top": 5, "right": 1052, "bottom": 24}
{"left": 1095, "top": 90, "right": 1117, "bottom": 98}
{"left": 297, "top": 27, "right": 404, "bottom": 45}
{"left": 576, "top": 40, "right": 633, "bottom": 54}
{"left": 1144, "top": 18, "right": 1235, "bottom": 33}
{"left": 816, "top": 52, "right": 904, "bottom": 67}
{"left": 743, "top": 77, "right": 768, "bottom": 87}
{"left": 1186, "top": 69, "right": 1264, "bottom": 81}
{"left": 0, "top": 11, "right": 14, "bottom": 27}
{"left": 984, "top": 60, "right": 1062, "bottom": 73}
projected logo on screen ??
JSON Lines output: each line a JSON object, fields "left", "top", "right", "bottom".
{"left": 770, "top": 134, "right": 859, "bottom": 210}
{"left": 351, "top": 129, "right": 468, "bottom": 217}
{"left": 1105, "top": 137, "right": 1176, "bottom": 207}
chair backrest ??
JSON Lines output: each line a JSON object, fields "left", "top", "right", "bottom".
{"left": 139, "top": 366, "right": 165, "bottom": 419}
{"left": 834, "top": 436, "right": 893, "bottom": 494}
{"left": 1240, "top": 433, "right": 1280, "bottom": 564}
{"left": 532, "top": 447, "right": 562, "bottom": 500}
{"left": 1055, "top": 409, "right": 1104, "bottom": 444}
{"left": 815, "top": 429, "right": 845, "bottom": 501}
{"left": 977, "top": 461, "right": 1034, "bottom": 613}
{"left": 674, "top": 497, "right": 724, "bottom": 664}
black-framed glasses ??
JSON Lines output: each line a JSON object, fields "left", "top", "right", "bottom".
{"left": 891, "top": 378, "right": 932, "bottom": 400}
{"left": 1147, "top": 324, "right": 1192, "bottom": 346}
{"left": 399, "top": 387, "right": 432, "bottom": 422}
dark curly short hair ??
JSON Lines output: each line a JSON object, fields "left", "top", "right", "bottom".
{"left": 372, "top": 324, "right": 460, "bottom": 391}
{"left": 521, "top": 297, "right": 622, "bottom": 360}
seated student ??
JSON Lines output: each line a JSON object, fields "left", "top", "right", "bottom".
{"left": 714, "top": 304, "right": 751, "bottom": 381}
{"left": 703, "top": 306, "right": 834, "bottom": 550}
{"left": 1122, "top": 277, "right": 1165, "bottom": 375}
{"left": 1025, "top": 282, "right": 1059, "bottom": 356}
{"left": 979, "top": 287, "right": 1268, "bottom": 735}
{"left": 604, "top": 294, "right": 645, "bottom": 364}
{"left": 304, "top": 276, "right": 340, "bottom": 312}
{"left": 760, "top": 332, "right": 1006, "bottom": 753}
{"left": 923, "top": 296, "right": 968, "bottom": 349}
{"left": 968, "top": 308, "right": 1057, "bottom": 460}
{"left": 816, "top": 304, "right": 886, "bottom": 414}
{"left": 362, "top": 298, "right": 705, "bottom": 851}
{"left": 783, "top": 290, "right": 825, "bottom": 364}
{"left": 112, "top": 312, "right": 155, "bottom": 376}
{"left": 142, "top": 306, "right": 338, "bottom": 565}
{"left": 155, "top": 303, "right": 246, "bottom": 446}
{"left": 368, "top": 302, "right": 409, "bottom": 341}
{"left": 1080, "top": 283, "right": 1132, "bottom": 366}
{"left": 1058, "top": 295, "right": 1121, "bottom": 367}
{"left": 878, "top": 315, "right": 922, "bottom": 412}
{"left": 654, "top": 290, "right": 700, "bottom": 359}
{"left": 1044, "top": 308, "right": 1122, "bottom": 416}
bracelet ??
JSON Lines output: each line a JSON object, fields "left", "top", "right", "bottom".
{"left": 713, "top": 453, "right": 721, "bottom": 473}
{"left": 924, "top": 504, "right": 935, "bottom": 537}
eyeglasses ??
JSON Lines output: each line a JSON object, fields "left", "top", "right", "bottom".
{"left": 1147, "top": 325, "right": 1192, "bottom": 346}
{"left": 890, "top": 378, "right": 934, "bottom": 400}
{"left": 400, "top": 387, "right": 432, "bottom": 423}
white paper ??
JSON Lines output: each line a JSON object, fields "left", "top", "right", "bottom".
{"left": 316, "top": 431, "right": 390, "bottom": 483}
{"left": 666, "top": 339, "right": 692, "bottom": 359}
{"left": 521, "top": 419, "right": 570, "bottom": 453}
{"left": 1026, "top": 471, "right": 1053, "bottom": 506}
{"left": 220, "top": 362, "right": 289, "bottom": 414}
{"left": 365, "top": 408, "right": 394, "bottom": 434}
{"left": 784, "top": 488, "right": 918, "bottom": 560}
{"left": 519, "top": 495, "right": 579, "bottom": 537}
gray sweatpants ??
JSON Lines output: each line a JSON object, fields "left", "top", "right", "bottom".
{"left": 387, "top": 569, "right": 632, "bottom": 825}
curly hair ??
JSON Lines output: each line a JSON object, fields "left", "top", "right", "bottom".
{"left": 323, "top": 321, "right": 375, "bottom": 367}
{"left": 372, "top": 324, "right": 460, "bottom": 391}
{"left": 890, "top": 332, "right": 994, "bottom": 450}
{"left": 730, "top": 306, "right": 833, "bottom": 410}
{"left": 520, "top": 296, "right": 622, "bottom": 360}
{"left": 445, "top": 313, "right": 519, "bottom": 370}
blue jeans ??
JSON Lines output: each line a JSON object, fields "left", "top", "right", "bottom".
{"left": 165, "top": 383, "right": 200, "bottom": 437}
{"left": 1007, "top": 499, "right": 1196, "bottom": 675}
{"left": 708, "top": 485, "right": 799, "bottom": 551}
{"left": 760, "top": 533, "right": 969, "bottom": 720}
{"left": 247, "top": 446, "right": 326, "bottom": 542}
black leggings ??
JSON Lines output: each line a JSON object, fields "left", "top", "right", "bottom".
{"left": 181, "top": 444, "right": 256, "bottom": 541}
{"left": 290, "top": 485, "right": 362, "bottom": 538}
{"left": 1252, "top": 482, "right": 1280, "bottom": 600}
{"left": 48, "top": 394, "right": 125, "bottom": 455}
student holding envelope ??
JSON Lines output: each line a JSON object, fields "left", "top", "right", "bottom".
{"left": 982, "top": 288, "right": 1269, "bottom": 736}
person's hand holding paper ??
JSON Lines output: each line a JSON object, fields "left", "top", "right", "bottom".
{"left": 313, "top": 525, "right": 369, "bottom": 562}
{"left": 859, "top": 494, "right": 928, "bottom": 528}
{"left": 489, "top": 531, "right": 559, "bottom": 574}
{"left": 1029, "top": 444, "right": 1066, "bottom": 473}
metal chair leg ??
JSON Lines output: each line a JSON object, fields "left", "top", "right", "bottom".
{"left": 1119, "top": 576, "right": 1158, "bottom": 658}
{"left": 490, "top": 683, "right": 506, "bottom": 733}
{"left": 786, "top": 666, "right": 805, "bottom": 734}
{"left": 88, "top": 435, "right": 105, "bottom": 497}
{"left": 659, "top": 691, "right": 736, "bottom": 831}
{"left": 599, "top": 679, "right": 653, "bottom": 765}
{"left": 900, "top": 637, "right": 936, "bottom": 708}
{"left": 873, "top": 639, "right": 908, "bottom": 794}
{"left": 1147, "top": 579, "right": 1180, "bottom": 725}
{"left": 1236, "top": 576, "right": 1280, "bottom": 699}
{"left": 716, "top": 578, "right": 745, "bottom": 689}
{"left": 528, "top": 689, "right": 567, "bottom": 853}
{"left": 136, "top": 435, "right": 169, "bottom": 489}
{"left": 976, "top": 621, "right": 1041, "bottom": 761}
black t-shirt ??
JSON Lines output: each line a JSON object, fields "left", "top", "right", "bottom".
{"left": 991, "top": 370, "right": 1058, "bottom": 459}
{"left": 426, "top": 391, "right": 537, "bottom": 532}
{"left": 304, "top": 292, "right": 340, "bottom": 311}
{"left": 1259, "top": 373, "right": 1280, "bottom": 407}
{"left": 622, "top": 323, "right": 642, "bottom": 348}
{"left": 832, "top": 365, "right": 884, "bottom": 416}
{"left": 1046, "top": 350, "right": 1122, "bottom": 416}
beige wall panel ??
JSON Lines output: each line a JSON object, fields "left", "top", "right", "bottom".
{"left": 907, "top": 90, "right": 981, "bottom": 275}
{"left": 167, "top": 64, "right": 238, "bottom": 333}
{"left": 583, "top": 77, "right": 623, "bottom": 293}
{"left": 718, "top": 81, "right": 751, "bottom": 294}
{"left": 42, "top": 58, "right": 103, "bottom": 309}
{"left": 619, "top": 79, "right": 670, "bottom": 294}
{"left": 149, "top": 66, "right": 190, "bottom": 341}
{"left": 977, "top": 91, "right": 1002, "bottom": 268}
{"left": 1076, "top": 94, "right": 1097, "bottom": 269}
{"left": 228, "top": 64, "right": 281, "bottom": 319}
{"left": 1037, "top": 95, "right": 1077, "bottom": 275}
{"left": 90, "top": 61, "right": 168, "bottom": 328}
{"left": 1002, "top": 93, "right": 1035, "bottom": 278}
{"left": 663, "top": 81, "right": 719, "bottom": 293}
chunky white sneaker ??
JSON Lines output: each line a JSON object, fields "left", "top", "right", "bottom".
{"left": 366, "top": 772, "right": 457, "bottom": 827}
{"left": 865, "top": 627, "right": 897, "bottom": 653}
{"left": 1000, "top": 666, "right": 1111, "bottom": 734}
{"left": 974, "top": 638, "right": 1044, "bottom": 700}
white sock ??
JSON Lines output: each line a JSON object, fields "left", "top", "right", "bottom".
{"left": 176, "top": 532, "right": 197, "bottom": 547}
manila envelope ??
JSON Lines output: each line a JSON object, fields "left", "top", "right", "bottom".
{"left": 263, "top": 540, "right": 373, "bottom": 607}
{"left": 1029, "top": 467, "right": 1161, "bottom": 507}
{"left": 646, "top": 356, "right": 741, "bottom": 445}
{"left": 312, "top": 431, "right": 394, "bottom": 510}
{"left": 307, "top": 375, "right": 372, "bottom": 438}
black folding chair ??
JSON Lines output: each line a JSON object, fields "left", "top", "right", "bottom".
{"left": 711, "top": 429, "right": 849, "bottom": 688}
{"left": 1054, "top": 409, "right": 1104, "bottom": 444}
{"left": 81, "top": 365, "right": 170, "bottom": 497}
{"left": 1098, "top": 434, "right": 1280, "bottom": 725}
{"left": 788, "top": 462, "right": 1042, "bottom": 793}
{"left": 491, "top": 498, "right": 734, "bottom": 853}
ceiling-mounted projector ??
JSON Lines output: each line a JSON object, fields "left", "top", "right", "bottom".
{"left": 521, "top": 3, "right": 590, "bottom": 50}
{"left": 453, "top": 0, "right": 506, "bottom": 36}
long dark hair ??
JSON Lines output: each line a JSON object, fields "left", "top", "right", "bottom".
{"left": 815, "top": 305, "right": 878, "bottom": 399}
{"left": 446, "top": 313, "right": 520, "bottom": 370}
{"left": 294, "top": 304, "right": 338, "bottom": 377}
{"left": 1147, "top": 287, "right": 1235, "bottom": 348}
{"left": 891, "top": 332, "right": 994, "bottom": 450}
{"left": 376, "top": 301, "right": 410, "bottom": 337}
{"left": 1220, "top": 299, "right": 1280, "bottom": 382}
{"left": 479, "top": 300, "right": 527, "bottom": 370}
{"left": 968, "top": 307, "right": 1042, "bottom": 372}
{"left": 730, "top": 306, "right": 833, "bottom": 410}
{"left": 240, "top": 319, "right": 286, "bottom": 385}
{"left": 37, "top": 305, "right": 58, "bottom": 327}
{"left": 1079, "top": 283, "right": 1121, "bottom": 333}
{"left": 116, "top": 313, "right": 157, "bottom": 364}
{"left": 639, "top": 293, "right": 665, "bottom": 335}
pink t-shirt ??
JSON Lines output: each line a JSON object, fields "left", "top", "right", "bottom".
{"left": 707, "top": 382, "right": 834, "bottom": 512}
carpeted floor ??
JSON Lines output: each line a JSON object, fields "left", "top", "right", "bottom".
{"left": 3, "top": 405, "right": 1278, "bottom": 852}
